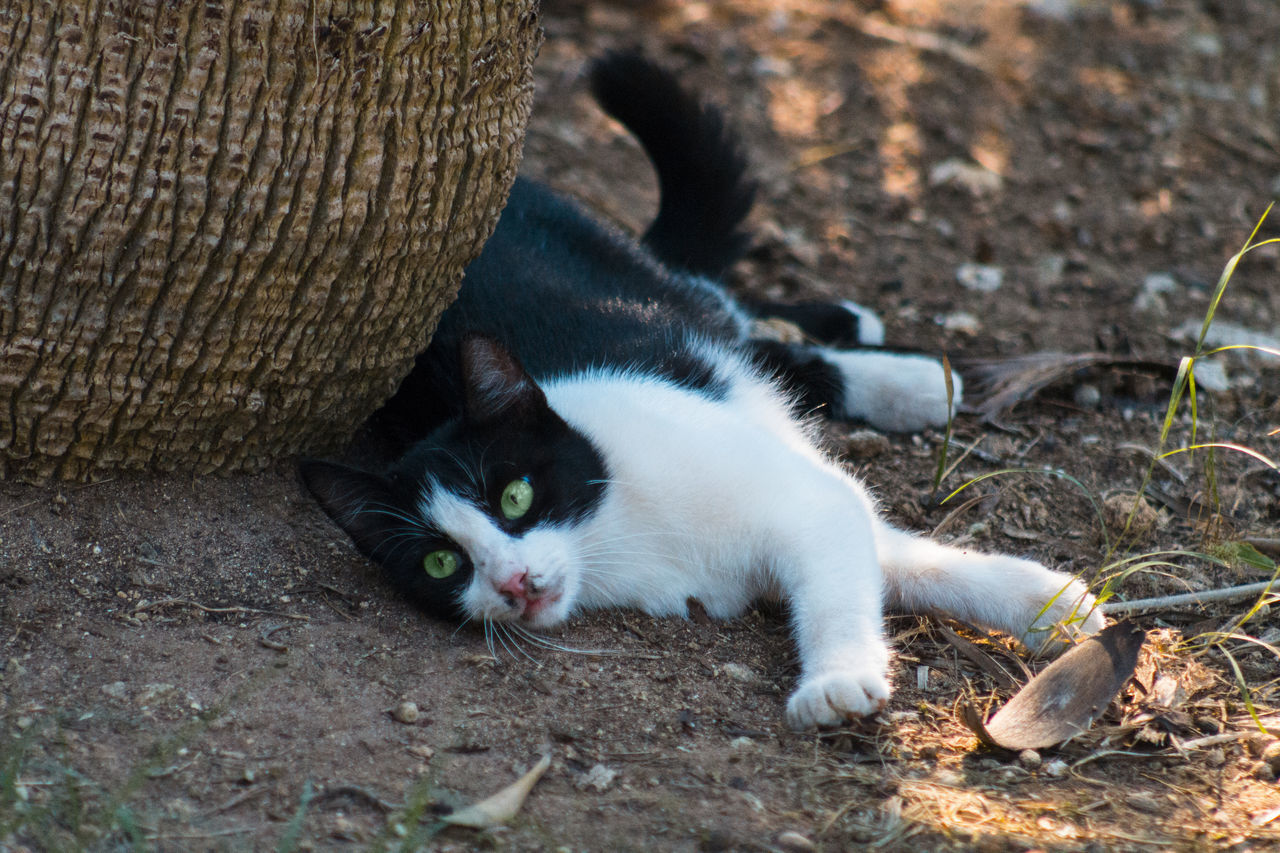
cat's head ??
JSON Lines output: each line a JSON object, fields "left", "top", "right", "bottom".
{"left": 300, "top": 336, "right": 607, "bottom": 627}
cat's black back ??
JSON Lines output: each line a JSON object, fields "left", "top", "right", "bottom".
{"left": 371, "top": 54, "right": 760, "bottom": 451}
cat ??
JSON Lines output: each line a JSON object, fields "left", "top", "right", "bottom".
{"left": 301, "top": 53, "right": 1105, "bottom": 730}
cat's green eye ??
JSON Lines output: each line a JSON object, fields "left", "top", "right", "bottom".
{"left": 500, "top": 477, "right": 534, "bottom": 520}
{"left": 423, "top": 549, "right": 460, "bottom": 579}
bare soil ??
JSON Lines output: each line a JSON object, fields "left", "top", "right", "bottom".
{"left": 4, "top": 1, "right": 1280, "bottom": 850}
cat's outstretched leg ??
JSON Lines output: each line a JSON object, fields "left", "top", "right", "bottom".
{"left": 745, "top": 299, "right": 884, "bottom": 347}
{"left": 746, "top": 338, "right": 959, "bottom": 433}
{"left": 764, "top": 480, "right": 896, "bottom": 730}
{"left": 873, "top": 522, "right": 1106, "bottom": 651}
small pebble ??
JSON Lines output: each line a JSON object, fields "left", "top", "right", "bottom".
{"left": 928, "top": 158, "right": 1003, "bottom": 195}
{"left": 938, "top": 311, "right": 981, "bottom": 334}
{"left": 955, "top": 263, "right": 1004, "bottom": 293}
{"left": 1261, "top": 740, "right": 1280, "bottom": 773}
{"left": 1035, "top": 254, "right": 1067, "bottom": 287}
{"left": 934, "top": 769, "right": 964, "bottom": 786}
{"left": 1043, "top": 758, "right": 1069, "bottom": 778}
{"left": 775, "top": 830, "right": 817, "bottom": 852}
{"left": 576, "top": 763, "right": 618, "bottom": 793}
{"left": 1072, "top": 383, "right": 1102, "bottom": 409}
{"left": 1102, "top": 492, "right": 1160, "bottom": 537}
{"left": 844, "top": 429, "right": 890, "bottom": 459}
{"left": 1125, "top": 792, "right": 1163, "bottom": 814}
{"left": 391, "top": 701, "right": 420, "bottom": 724}
{"left": 1018, "top": 748, "right": 1042, "bottom": 769}
{"left": 720, "top": 663, "right": 756, "bottom": 684}
{"left": 331, "top": 814, "right": 360, "bottom": 841}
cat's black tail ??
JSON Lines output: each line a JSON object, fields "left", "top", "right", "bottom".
{"left": 589, "top": 52, "right": 757, "bottom": 279}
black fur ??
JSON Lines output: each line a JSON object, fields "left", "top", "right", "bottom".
{"left": 372, "top": 55, "right": 867, "bottom": 452}
{"left": 744, "top": 300, "right": 870, "bottom": 348}
{"left": 589, "top": 52, "right": 757, "bottom": 278}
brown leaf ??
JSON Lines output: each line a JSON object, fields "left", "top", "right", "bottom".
{"left": 957, "top": 353, "right": 1175, "bottom": 422}
{"left": 961, "top": 620, "right": 1146, "bottom": 751}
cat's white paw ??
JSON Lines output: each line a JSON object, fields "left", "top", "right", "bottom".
{"left": 1018, "top": 576, "right": 1107, "bottom": 654}
{"left": 838, "top": 301, "right": 885, "bottom": 346}
{"left": 785, "top": 666, "right": 891, "bottom": 730}
{"left": 825, "top": 351, "right": 962, "bottom": 433}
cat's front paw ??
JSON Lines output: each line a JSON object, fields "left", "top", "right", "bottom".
{"left": 1019, "top": 577, "right": 1107, "bottom": 654}
{"left": 785, "top": 667, "right": 891, "bottom": 730}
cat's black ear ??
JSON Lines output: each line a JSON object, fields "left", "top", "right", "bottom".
{"left": 299, "top": 459, "right": 403, "bottom": 558}
{"left": 459, "top": 334, "right": 548, "bottom": 424}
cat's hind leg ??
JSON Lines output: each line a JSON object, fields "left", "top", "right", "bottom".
{"left": 747, "top": 339, "right": 960, "bottom": 432}
{"left": 746, "top": 299, "right": 884, "bottom": 347}
{"left": 873, "top": 522, "right": 1105, "bottom": 652}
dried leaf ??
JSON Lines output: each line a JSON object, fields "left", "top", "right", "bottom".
{"left": 442, "top": 752, "right": 551, "bottom": 829}
{"left": 1148, "top": 674, "right": 1187, "bottom": 710}
{"left": 957, "top": 353, "right": 1175, "bottom": 422}
{"left": 961, "top": 621, "right": 1146, "bottom": 750}
{"left": 937, "top": 624, "right": 1023, "bottom": 689}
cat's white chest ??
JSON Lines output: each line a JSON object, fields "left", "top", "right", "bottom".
{"left": 547, "top": 370, "right": 817, "bottom": 618}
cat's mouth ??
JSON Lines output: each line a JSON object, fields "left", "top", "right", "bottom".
{"left": 520, "top": 591, "right": 562, "bottom": 621}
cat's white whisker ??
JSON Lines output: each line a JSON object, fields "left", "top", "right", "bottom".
{"left": 508, "top": 624, "right": 624, "bottom": 657}
{"left": 453, "top": 614, "right": 475, "bottom": 641}
{"left": 491, "top": 622, "right": 526, "bottom": 663}
{"left": 482, "top": 618, "right": 500, "bottom": 660}
{"left": 497, "top": 623, "right": 541, "bottom": 664}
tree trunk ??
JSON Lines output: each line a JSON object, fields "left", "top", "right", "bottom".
{"left": 0, "top": 0, "right": 541, "bottom": 482}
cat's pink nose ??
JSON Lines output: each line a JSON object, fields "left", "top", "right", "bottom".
{"left": 497, "top": 571, "right": 529, "bottom": 602}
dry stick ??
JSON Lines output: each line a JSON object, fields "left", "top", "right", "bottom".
{"left": 1174, "top": 731, "right": 1258, "bottom": 751}
{"left": 1244, "top": 537, "right": 1280, "bottom": 558}
{"left": 1101, "top": 580, "right": 1278, "bottom": 616}
{"left": 854, "top": 14, "right": 989, "bottom": 71}
{"left": 133, "top": 598, "right": 310, "bottom": 620}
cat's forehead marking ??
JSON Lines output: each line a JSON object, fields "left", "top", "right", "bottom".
{"left": 420, "top": 489, "right": 503, "bottom": 558}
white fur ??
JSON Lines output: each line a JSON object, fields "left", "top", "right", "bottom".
{"left": 422, "top": 344, "right": 1104, "bottom": 730}
{"left": 839, "top": 300, "right": 886, "bottom": 346}
{"left": 823, "top": 349, "right": 962, "bottom": 432}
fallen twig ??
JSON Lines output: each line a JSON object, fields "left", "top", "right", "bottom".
{"left": 312, "top": 784, "right": 399, "bottom": 813}
{"left": 854, "top": 14, "right": 988, "bottom": 72}
{"left": 1243, "top": 538, "right": 1280, "bottom": 558}
{"left": 1174, "top": 731, "right": 1256, "bottom": 752}
{"left": 200, "top": 787, "right": 264, "bottom": 817}
{"left": 133, "top": 598, "right": 310, "bottom": 621}
{"left": 1101, "top": 580, "right": 1278, "bottom": 615}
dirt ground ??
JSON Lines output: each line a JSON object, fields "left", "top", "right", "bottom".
{"left": 4, "top": 0, "right": 1280, "bottom": 850}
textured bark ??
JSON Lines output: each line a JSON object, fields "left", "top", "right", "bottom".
{"left": 0, "top": 0, "right": 540, "bottom": 481}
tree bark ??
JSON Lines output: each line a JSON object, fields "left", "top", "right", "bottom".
{"left": 0, "top": 0, "right": 541, "bottom": 481}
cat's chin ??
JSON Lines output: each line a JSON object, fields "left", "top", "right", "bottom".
{"left": 520, "top": 594, "right": 571, "bottom": 628}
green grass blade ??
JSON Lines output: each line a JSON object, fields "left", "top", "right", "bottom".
{"left": 276, "top": 779, "right": 315, "bottom": 853}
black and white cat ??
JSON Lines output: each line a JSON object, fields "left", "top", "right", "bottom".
{"left": 301, "top": 54, "right": 1104, "bottom": 730}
